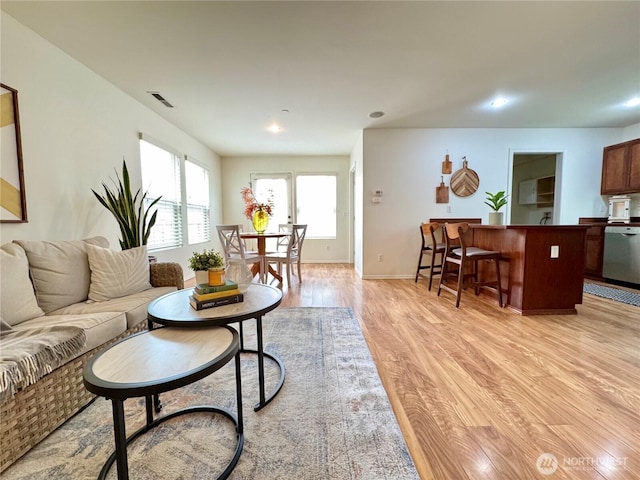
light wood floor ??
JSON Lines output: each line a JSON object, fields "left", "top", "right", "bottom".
{"left": 281, "top": 264, "right": 639, "bottom": 480}
{"left": 189, "top": 264, "right": 639, "bottom": 479}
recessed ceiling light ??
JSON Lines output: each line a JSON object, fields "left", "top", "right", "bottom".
{"left": 624, "top": 96, "right": 640, "bottom": 107}
{"left": 490, "top": 97, "right": 508, "bottom": 108}
{"left": 267, "top": 123, "right": 282, "bottom": 133}
{"left": 369, "top": 111, "right": 385, "bottom": 118}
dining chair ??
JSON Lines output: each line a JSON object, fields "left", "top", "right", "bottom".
{"left": 264, "top": 224, "right": 306, "bottom": 285}
{"left": 437, "top": 222, "right": 503, "bottom": 308}
{"left": 216, "top": 224, "right": 264, "bottom": 282}
{"left": 264, "top": 223, "right": 293, "bottom": 255}
{"left": 415, "top": 222, "right": 446, "bottom": 290}
{"left": 275, "top": 223, "right": 293, "bottom": 252}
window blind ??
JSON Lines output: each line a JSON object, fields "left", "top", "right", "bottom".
{"left": 185, "top": 158, "right": 211, "bottom": 244}
{"left": 140, "top": 139, "right": 183, "bottom": 250}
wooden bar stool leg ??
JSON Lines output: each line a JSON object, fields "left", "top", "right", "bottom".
{"left": 415, "top": 250, "right": 424, "bottom": 282}
{"left": 455, "top": 263, "right": 464, "bottom": 308}
{"left": 495, "top": 257, "right": 503, "bottom": 307}
{"left": 428, "top": 251, "right": 436, "bottom": 291}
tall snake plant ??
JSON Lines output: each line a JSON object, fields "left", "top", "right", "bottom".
{"left": 92, "top": 159, "right": 160, "bottom": 250}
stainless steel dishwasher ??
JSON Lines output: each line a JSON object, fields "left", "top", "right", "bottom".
{"left": 603, "top": 225, "right": 640, "bottom": 285}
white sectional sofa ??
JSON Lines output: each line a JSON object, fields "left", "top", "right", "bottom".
{"left": 0, "top": 236, "right": 184, "bottom": 472}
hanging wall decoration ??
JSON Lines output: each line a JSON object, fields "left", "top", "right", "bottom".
{"left": 436, "top": 176, "right": 449, "bottom": 203}
{"left": 0, "top": 83, "right": 27, "bottom": 222}
{"left": 450, "top": 156, "right": 479, "bottom": 197}
{"left": 441, "top": 151, "right": 452, "bottom": 174}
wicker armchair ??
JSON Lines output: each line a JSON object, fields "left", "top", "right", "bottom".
{"left": 0, "top": 261, "right": 183, "bottom": 472}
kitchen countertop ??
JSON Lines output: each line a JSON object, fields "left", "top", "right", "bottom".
{"left": 470, "top": 224, "right": 590, "bottom": 229}
{"left": 578, "top": 216, "right": 640, "bottom": 227}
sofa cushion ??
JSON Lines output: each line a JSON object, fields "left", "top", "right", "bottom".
{"left": 0, "top": 243, "right": 45, "bottom": 325}
{"left": 14, "top": 311, "right": 127, "bottom": 354}
{"left": 87, "top": 244, "right": 151, "bottom": 302}
{"left": 14, "top": 237, "right": 109, "bottom": 314}
{"left": 52, "top": 286, "right": 176, "bottom": 329}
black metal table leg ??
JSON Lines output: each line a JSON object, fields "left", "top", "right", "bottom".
{"left": 256, "top": 315, "right": 265, "bottom": 406}
{"left": 239, "top": 316, "right": 286, "bottom": 412}
{"left": 104, "top": 399, "right": 128, "bottom": 480}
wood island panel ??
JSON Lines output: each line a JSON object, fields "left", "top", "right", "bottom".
{"left": 469, "top": 224, "right": 588, "bottom": 315}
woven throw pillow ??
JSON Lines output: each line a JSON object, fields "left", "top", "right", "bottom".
{"left": 87, "top": 244, "right": 151, "bottom": 302}
{"left": 0, "top": 243, "right": 45, "bottom": 325}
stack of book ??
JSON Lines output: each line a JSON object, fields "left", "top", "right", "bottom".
{"left": 189, "top": 280, "right": 244, "bottom": 310}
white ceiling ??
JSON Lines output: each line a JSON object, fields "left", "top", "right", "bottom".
{"left": 2, "top": 1, "right": 639, "bottom": 156}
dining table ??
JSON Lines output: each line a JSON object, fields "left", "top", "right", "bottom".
{"left": 239, "top": 231, "right": 289, "bottom": 284}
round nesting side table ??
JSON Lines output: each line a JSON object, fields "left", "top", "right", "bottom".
{"left": 147, "top": 283, "right": 284, "bottom": 411}
{"left": 83, "top": 326, "right": 243, "bottom": 480}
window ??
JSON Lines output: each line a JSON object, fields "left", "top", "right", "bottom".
{"left": 296, "top": 174, "right": 336, "bottom": 238}
{"left": 139, "top": 139, "right": 183, "bottom": 250}
{"left": 185, "top": 158, "right": 210, "bottom": 244}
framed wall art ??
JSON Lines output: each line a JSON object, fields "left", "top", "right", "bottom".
{"left": 1, "top": 83, "right": 27, "bottom": 223}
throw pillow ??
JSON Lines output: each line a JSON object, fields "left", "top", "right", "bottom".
{"left": 13, "top": 237, "right": 110, "bottom": 314}
{"left": 0, "top": 243, "right": 45, "bottom": 325}
{"left": 87, "top": 244, "right": 151, "bottom": 302}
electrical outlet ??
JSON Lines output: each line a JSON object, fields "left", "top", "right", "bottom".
{"left": 550, "top": 245, "right": 559, "bottom": 258}
{"left": 378, "top": 254, "right": 384, "bottom": 262}
{"left": 325, "top": 245, "right": 330, "bottom": 251}
{"left": 447, "top": 205, "right": 452, "bottom": 213}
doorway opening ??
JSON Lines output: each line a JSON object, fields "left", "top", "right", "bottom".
{"left": 509, "top": 152, "right": 562, "bottom": 225}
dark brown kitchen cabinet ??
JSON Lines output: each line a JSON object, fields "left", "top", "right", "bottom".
{"left": 579, "top": 218, "right": 606, "bottom": 279}
{"left": 601, "top": 138, "right": 640, "bottom": 194}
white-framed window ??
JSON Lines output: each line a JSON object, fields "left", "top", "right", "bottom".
{"left": 296, "top": 174, "right": 337, "bottom": 238}
{"left": 139, "top": 138, "right": 183, "bottom": 250}
{"left": 185, "top": 157, "right": 210, "bottom": 245}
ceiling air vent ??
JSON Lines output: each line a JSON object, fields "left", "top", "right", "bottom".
{"left": 147, "top": 91, "right": 174, "bottom": 108}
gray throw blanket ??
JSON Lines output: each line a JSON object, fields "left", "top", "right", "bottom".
{"left": 0, "top": 326, "right": 87, "bottom": 404}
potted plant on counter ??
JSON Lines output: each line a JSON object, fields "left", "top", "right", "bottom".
{"left": 485, "top": 191, "right": 508, "bottom": 225}
{"left": 188, "top": 249, "right": 226, "bottom": 286}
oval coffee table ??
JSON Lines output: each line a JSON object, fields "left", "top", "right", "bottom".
{"left": 147, "top": 283, "right": 284, "bottom": 411}
{"left": 83, "top": 326, "right": 243, "bottom": 480}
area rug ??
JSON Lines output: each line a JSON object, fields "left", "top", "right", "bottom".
{"left": 2, "top": 307, "right": 419, "bottom": 480}
{"left": 583, "top": 283, "right": 640, "bottom": 307}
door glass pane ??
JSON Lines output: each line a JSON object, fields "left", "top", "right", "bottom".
{"left": 251, "top": 175, "right": 291, "bottom": 229}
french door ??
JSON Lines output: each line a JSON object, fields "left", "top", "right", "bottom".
{"left": 250, "top": 172, "right": 293, "bottom": 231}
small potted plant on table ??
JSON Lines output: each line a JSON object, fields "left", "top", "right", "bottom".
{"left": 485, "top": 191, "right": 508, "bottom": 225}
{"left": 188, "top": 249, "right": 226, "bottom": 286}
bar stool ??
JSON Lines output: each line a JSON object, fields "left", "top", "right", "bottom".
{"left": 415, "top": 222, "right": 446, "bottom": 290}
{"left": 437, "top": 222, "right": 503, "bottom": 308}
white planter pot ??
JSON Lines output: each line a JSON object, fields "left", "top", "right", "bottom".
{"left": 488, "top": 212, "right": 504, "bottom": 225}
{"left": 195, "top": 270, "right": 209, "bottom": 285}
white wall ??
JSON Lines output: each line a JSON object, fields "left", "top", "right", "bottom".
{"left": 220, "top": 155, "right": 351, "bottom": 263}
{"left": 361, "top": 127, "right": 622, "bottom": 278}
{"left": 0, "top": 13, "right": 222, "bottom": 278}
{"left": 622, "top": 122, "right": 640, "bottom": 141}
{"left": 350, "top": 132, "right": 363, "bottom": 277}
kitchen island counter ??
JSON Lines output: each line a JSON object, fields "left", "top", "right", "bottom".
{"left": 468, "top": 224, "right": 589, "bottom": 315}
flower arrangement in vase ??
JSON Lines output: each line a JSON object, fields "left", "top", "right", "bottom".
{"left": 241, "top": 186, "right": 274, "bottom": 234}
{"left": 188, "top": 249, "right": 226, "bottom": 286}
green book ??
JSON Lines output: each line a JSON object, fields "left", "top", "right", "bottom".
{"left": 194, "top": 280, "right": 238, "bottom": 295}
